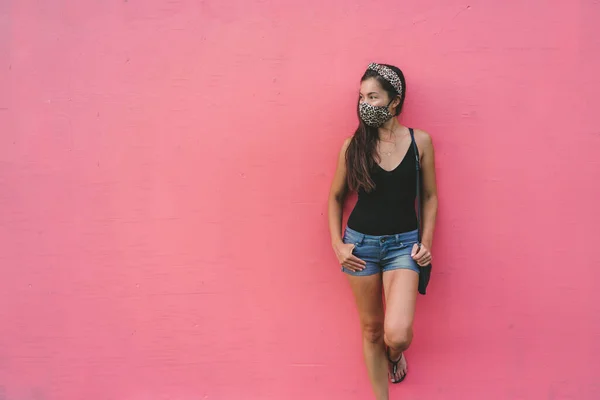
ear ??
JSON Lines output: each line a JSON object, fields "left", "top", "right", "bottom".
{"left": 390, "top": 96, "right": 401, "bottom": 114}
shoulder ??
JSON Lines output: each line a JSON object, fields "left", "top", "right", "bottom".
{"left": 411, "top": 128, "right": 433, "bottom": 151}
{"left": 411, "top": 128, "right": 432, "bottom": 145}
{"left": 340, "top": 136, "right": 353, "bottom": 154}
{"left": 334, "top": 137, "right": 354, "bottom": 164}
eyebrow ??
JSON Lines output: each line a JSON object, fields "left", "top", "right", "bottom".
{"left": 359, "top": 92, "right": 379, "bottom": 96}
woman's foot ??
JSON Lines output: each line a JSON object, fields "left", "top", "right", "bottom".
{"left": 386, "top": 348, "right": 407, "bottom": 384}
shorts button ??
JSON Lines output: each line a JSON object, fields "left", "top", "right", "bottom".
{"left": 380, "top": 238, "right": 385, "bottom": 243}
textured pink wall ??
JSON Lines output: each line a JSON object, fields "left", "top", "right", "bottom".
{"left": 1, "top": 1, "right": 600, "bottom": 399}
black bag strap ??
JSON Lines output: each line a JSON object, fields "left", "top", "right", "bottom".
{"left": 408, "top": 128, "right": 423, "bottom": 244}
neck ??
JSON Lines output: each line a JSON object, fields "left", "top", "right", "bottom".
{"left": 378, "top": 118, "right": 400, "bottom": 140}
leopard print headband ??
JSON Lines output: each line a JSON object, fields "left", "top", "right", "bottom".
{"left": 367, "top": 63, "right": 403, "bottom": 97}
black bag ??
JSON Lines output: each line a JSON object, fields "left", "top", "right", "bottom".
{"left": 409, "top": 128, "right": 432, "bottom": 295}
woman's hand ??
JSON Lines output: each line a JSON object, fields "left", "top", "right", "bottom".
{"left": 334, "top": 242, "right": 366, "bottom": 272}
{"left": 411, "top": 243, "right": 432, "bottom": 267}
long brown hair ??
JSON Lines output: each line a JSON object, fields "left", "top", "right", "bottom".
{"left": 345, "top": 64, "right": 406, "bottom": 192}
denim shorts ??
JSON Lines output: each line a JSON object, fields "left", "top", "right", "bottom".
{"left": 341, "top": 227, "right": 421, "bottom": 276}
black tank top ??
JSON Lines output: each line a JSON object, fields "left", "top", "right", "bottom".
{"left": 347, "top": 144, "right": 418, "bottom": 236}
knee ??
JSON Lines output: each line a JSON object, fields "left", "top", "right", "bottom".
{"left": 384, "top": 327, "right": 413, "bottom": 351}
{"left": 362, "top": 322, "right": 384, "bottom": 344}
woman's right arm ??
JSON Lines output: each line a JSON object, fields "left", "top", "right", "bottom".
{"left": 328, "top": 138, "right": 351, "bottom": 246}
{"left": 328, "top": 138, "right": 366, "bottom": 271}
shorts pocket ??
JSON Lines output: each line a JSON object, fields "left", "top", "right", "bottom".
{"left": 403, "top": 240, "right": 418, "bottom": 248}
{"left": 343, "top": 229, "right": 363, "bottom": 247}
{"left": 391, "top": 241, "right": 413, "bottom": 256}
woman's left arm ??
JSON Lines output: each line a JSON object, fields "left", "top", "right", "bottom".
{"left": 417, "top": 130, "right": 438, "bottom": 251}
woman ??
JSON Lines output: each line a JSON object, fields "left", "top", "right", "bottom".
{"left": 328, "top": 63, "right": 438, "bottom": 399}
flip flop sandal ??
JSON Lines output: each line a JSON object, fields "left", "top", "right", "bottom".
{"left": 386, "top": 348, "right": 407, "bottom": 384}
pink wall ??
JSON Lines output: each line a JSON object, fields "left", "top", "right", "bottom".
{"left": 2, "top": 1, "right": 600, "bottom": 399}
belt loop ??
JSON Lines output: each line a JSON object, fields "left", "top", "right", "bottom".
{"left": 358, "top": 233, "right": 365, "bottom": 245}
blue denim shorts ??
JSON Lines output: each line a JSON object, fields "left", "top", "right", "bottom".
{"left": 341, "top": 227, "right": 421, "bottom": 276}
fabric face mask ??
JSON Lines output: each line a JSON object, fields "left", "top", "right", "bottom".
{"left": 359, "top": 100, "right": 394, "bottom": 127}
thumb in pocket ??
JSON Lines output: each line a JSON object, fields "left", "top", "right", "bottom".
{"left": 411, "top": 243, "right": 419, "bottom": 258}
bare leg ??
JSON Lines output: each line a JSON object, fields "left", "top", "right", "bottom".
{"left": 346, "top": 273, "right": 389, "bottom": 400}
{"left": 382, "top": 269, "right": 419, "bottom": 383}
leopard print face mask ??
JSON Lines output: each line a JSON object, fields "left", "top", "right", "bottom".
{"left": 359, "top": 100, "right": 394, "bottom": 127}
